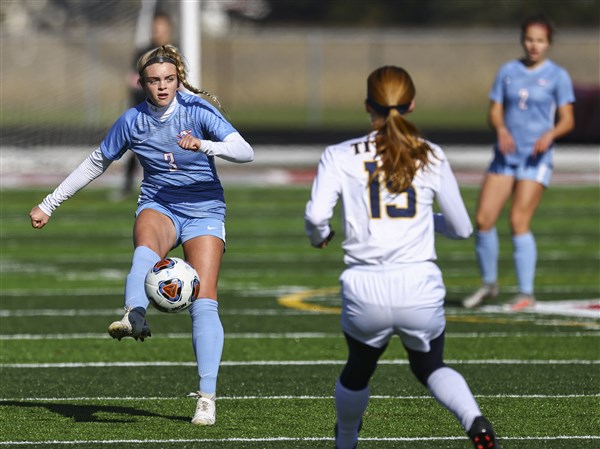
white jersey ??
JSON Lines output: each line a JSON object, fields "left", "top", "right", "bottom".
{"left": 305, "top": 133, "right": 472, "bottom": 266}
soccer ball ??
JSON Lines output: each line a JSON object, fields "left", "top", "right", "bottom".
{"left": 144, "top": 257, "right": 200, "bottom": 313}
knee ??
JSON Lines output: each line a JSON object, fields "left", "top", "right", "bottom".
{"left": 406, "top": 332, "right": 446, "bottom": 386}
{"left": 475, "top": 211, "right": 496, "bottom": 232}
{"left": 339, "top": 358, "right": 377, "bottom": 391}
{"left": 509, "top": 213, "right": 530, "bottom": 235}
{"left": 409, "top": 358, "right": 445, "bottom": 386}
{"left": 340, "top": 333, "right": 385, "bottom": 391}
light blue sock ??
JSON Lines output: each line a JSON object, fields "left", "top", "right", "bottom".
{"left": 190, "top": 298, "right": 224, "bottom": 395}
{"left": 125, "top": 246, "right": 161, "bottom": 310}
{"left": 335, "top": 379, "right": 369, "bottom": 449}
{"left": 513, "top": 232, "right": 536, "bottom": 295}
{"left": 476, "top": 228, "right": 499, "bottom": 285}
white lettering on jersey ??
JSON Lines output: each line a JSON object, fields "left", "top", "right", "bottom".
{"left": 518, "top": 88, "right": 529, "bottom": 110}
{"left": 164, "top": 153, "right": 178, "bottom": 171}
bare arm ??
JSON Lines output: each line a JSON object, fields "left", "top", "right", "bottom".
{"left": 488, "top": 101, "right": 515, "bottom": 154}
{"left": 533, "top": 103, "right": 575, "bottom": 155}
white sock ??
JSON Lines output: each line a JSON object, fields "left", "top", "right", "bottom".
{"left": 334, "top": 379, "right": 369, "bottom": 449}
{"left": 427, "top": 367, "right": 481, "bottom": 430}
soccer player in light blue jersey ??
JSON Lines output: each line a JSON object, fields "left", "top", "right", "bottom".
{"left": 30, "top": 44, "right": 254, "bottom": 425}
{"left": 306, "top": 66, "right": 500, "bottom": 449}
{"left": 463, "top": 14, "right": 575, "bottom": 311}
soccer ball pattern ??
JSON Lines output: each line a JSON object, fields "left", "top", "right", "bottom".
{"left": 144, "top": 257, "right": 200, "bottom": 313}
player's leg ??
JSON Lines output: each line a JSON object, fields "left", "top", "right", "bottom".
{"left": 334, "top": 268, "right": 392, "bottom": 449}
{"left": 463, "top": 173, "right": 513, "bottom": 308}
{"left": 507, "top": 179, "right": 545, "bottom": 310}
{"left": 108, "top": 208, "right": 177, "bottom": 340}
{"left": 335, "top": 332, "right": 387, "bottom": 449}
{"left": 399, "top": 262, "right": 501, "bottom": 448}
{"left": 183, "top": 229, "right": 225, "bottom": 425}
{"left": 405, "top": 333, "right": 500, "bottom": 448}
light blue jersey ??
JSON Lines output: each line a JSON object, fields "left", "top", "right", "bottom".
{"left": 100, "top": 92, "right": 237, "bottom": 220}
{"left": 489, "top": 59, "right": 574, "bottom": 165}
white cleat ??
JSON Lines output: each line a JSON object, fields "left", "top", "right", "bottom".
{"left": 189, "top": 392, "right": 216, "bottom": 426}
{"left": 108, "top": 307, "right": 151, "bottom": 341}
{"left": 462, "top": 283, "right": 499, "bottom": 309}
{"left": 504, "top": 293, "right": 536, "bottom": 312}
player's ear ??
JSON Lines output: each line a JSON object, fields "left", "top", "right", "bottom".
{"left": 406, "top": 100, "right": 415, "bottom": 114}
{"left": 365, "top": 99, "right": 371, "bottom": 113}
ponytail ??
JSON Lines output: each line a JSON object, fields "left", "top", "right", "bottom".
{"left": 367, "top": 66, "right": 435, "bottom": 193}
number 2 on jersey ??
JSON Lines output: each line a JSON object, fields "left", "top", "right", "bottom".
{"left": 164, "top": 152, "right": 178, "bottom": 171}
{"left": 518, "top": 88, "right": 529, "bottom": 110}
{"left": 364, "top": 161, "right": 416, "bottom": 219}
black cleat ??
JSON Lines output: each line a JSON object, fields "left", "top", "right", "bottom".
{"left": 468, "top": 416, "right": 501, "bottom": 449}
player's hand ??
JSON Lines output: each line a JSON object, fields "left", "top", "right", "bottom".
{"left": 316, "top": 231, "right": 335, "bottom": 249}
{"left": 178, "top": 134, "right": 202, "bottom": 151}
{"left": 533, "top": 131, "right": 554, "bottom": 155}
{"left": 497, "top": 127, "right": 516, "bottom": 154}
{"left": 30, "top": 206, "right": 50, "bottom": 229}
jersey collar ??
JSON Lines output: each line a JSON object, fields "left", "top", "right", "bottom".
{"left": 146, "top": 94, "right": 179, "bottom": 122}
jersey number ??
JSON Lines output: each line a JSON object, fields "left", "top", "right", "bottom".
{"left": 518, "top": 88, "right": 529, "bottom": 110}
{"left": 164, "top": 153, "right": 178, "bottom": 171}
{"left": 364, "top": 161, "right": 416, "bottom": 219}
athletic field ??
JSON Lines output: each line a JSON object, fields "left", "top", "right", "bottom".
{"left": 1, "top": 181, "right": 598, "bottom": 448}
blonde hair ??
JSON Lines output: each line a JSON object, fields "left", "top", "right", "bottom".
{"left": 367, "top": 66, "right": 434, "bottom": 193}
{"left": 138, "top": 44, "right": 223, "bottom": 111}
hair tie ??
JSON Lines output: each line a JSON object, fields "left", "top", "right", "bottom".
{"left": 141, "top": 55, "right": 177, "bottom": 74}
{"left": 366, "top": 97, "right": 410, "bottom": 116}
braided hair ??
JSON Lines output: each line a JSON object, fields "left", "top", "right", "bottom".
{"left": 138, "top": 44, "right": 224, "bottom": 111}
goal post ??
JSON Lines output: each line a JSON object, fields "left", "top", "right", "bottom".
{"left": 180, "top": 0, "right": 201, "bottom": 89}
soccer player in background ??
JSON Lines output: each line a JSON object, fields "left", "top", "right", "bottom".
{"left": 463, "top": 13, "right": 575, "bottom": 311}
{"left": 29, "top": 44, "right": 254, "bottom": 426}
{"left": 305, "top": 66, "right": 500, "bottom": 449}
{"left": 117, "top": 10, "right": 174, "bottom": 200}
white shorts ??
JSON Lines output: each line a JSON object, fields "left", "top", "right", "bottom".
{"left": 340, "top": 262, "right": 446, "bottom": 352}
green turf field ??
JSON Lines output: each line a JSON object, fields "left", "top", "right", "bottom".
{"left": 1, "top": 185, "right": 599, "bottom": 448}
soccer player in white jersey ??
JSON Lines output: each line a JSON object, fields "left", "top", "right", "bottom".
{"left": 29, "top": 45, "right": 254, "bottom": 425}
{"left": 305, "top": 66, "right": 500, "bottom": 449}
{"left": 463, "top": 14, "right": 575, "bottom": 311}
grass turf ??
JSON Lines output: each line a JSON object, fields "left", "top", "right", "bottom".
{"left": 1, "top": 185, "right": 599, "bottom": 448}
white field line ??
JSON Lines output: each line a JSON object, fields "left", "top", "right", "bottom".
{"left": 1, "top": 305, "right": 599, "bottom": 319}
{"left": 1, "top": 331, "right": 599, "bottom": 340}
{"left": 1, "top": 250, "right": 593, "bottom": 265}
{"left": 1, "top": 359, "right": 598, "bottom": 369}
{"left": 1, "top": 393, "right": 598, "bottom": 402}
{"left": 0, "top": 436, "right": 599, "bottom": 446}
{"left": 0, "top": 308, "right": 325, "bottom": 317}
{"left": 3, "top": 285, "right": 599, "bottom": 296}
{"left": 0, "top": 332, "right": 339, "bottom": 340}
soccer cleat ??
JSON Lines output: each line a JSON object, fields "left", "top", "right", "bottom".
{"left": 462, "top": 283, "right": 499, "bottom": 309}
{"left": 468, "top": 416, "right": 501, "bottom": 449}
{"left": 108, "top": 307, "right": 151, "bottom": 341}
{"left": 505, "top": 294, "right": 536, "bottom": 312}
{"left": 189, "top": 392, "right": 216, "bottom": 425}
